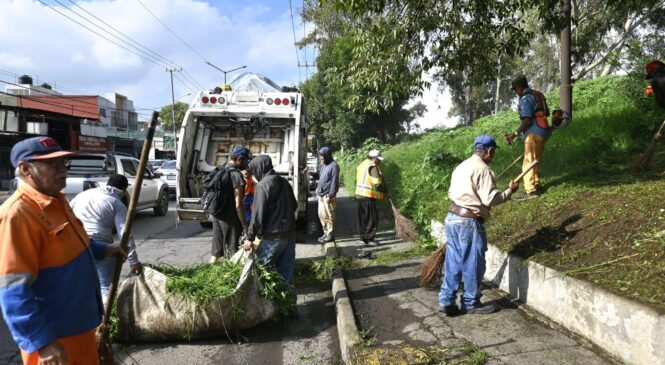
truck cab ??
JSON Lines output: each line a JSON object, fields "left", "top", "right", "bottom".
{"left": 175, "top": 73, "right": 308, "bottom": 225}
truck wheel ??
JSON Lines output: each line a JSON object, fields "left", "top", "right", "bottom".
{"left": 153, "top": 190, "right": 169, "bottom": 216}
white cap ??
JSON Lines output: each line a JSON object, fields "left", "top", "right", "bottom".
{"left": 368, "top": 149, "right": 384, "bottom": 160}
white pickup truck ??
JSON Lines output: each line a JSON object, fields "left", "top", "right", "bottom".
{"left": 9, "top": 152, "right": 169, "bottom": 216}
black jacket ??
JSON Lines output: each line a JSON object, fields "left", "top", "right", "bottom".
{"left": 246, "top": 155, "right": 297, "bottom": 241}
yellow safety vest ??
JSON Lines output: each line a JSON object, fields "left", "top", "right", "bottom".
{"left": 355, "top": 159, "right": 384, "bottom": 200}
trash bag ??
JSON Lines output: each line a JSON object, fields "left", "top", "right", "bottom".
{"left": 115, "top": 250, "right": 279, "bottom": 342}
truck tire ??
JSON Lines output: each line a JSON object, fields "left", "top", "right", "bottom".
{"left": 153, "top": 190, "right": 169, "bottom": 216}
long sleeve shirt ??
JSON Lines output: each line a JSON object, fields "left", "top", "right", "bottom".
{"left": 70, "top": 186, "right": 139, "bottom": 265}
{"left": 0, "top": 183, "right": 104, "bottom": 353}
{"left": 315, "top": 160, "right": 340, "bottom": 198}
{"left": 448, "top": 154, "right": 513, "bottom": 220}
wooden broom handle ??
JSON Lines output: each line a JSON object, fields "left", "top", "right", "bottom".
{"left": 655, "top": 119, "right": 665, "bottom": 138}
{"left": 513, "top": 160, "right": 539, "bottom": 182}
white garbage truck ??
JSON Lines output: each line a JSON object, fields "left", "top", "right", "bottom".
{"left": 175, "top": 73, "right": 309, "bottom": 226}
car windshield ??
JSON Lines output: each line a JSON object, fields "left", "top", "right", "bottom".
{"left": 161, "top": 161, "right": 176, "bottom": 169}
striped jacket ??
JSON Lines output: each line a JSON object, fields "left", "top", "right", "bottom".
{"left": 0, "top": 183, "right": 105, "bottom": 353}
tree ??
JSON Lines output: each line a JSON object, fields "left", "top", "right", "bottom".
{"left": 159, "top": 102, "right": 189, "bottom": 131}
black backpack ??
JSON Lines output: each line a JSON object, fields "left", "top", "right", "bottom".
{"left": 201, "top": 166, "right": 233, "bottom": 219}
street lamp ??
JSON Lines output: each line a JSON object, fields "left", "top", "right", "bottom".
{"left": 204, "top": 62, "right": 247, "bottom": 84}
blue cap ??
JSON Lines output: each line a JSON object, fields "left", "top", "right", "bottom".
{"left": 319, "top": 146, "right": 332, "bottom": 156}
{"left": 10, "top": 137, "right": 77, "bottom": 168}
{"left": 231, "top": 145, "right": 250, "bottom": 158}
{"left": 473, "top": 134, "right": 499, "bottom": 151}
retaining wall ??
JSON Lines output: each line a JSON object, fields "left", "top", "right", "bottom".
{"left": 431, "top": 219, "right": 665, "bottom": 365}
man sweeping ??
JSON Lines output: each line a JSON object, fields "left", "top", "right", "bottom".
{"left": 438, "top": 135, "right": 518, "bottom": 316}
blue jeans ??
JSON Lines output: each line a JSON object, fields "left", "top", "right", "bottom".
{"left": 257, "top": 237, "right": 296, "bottom": 285}
{"left": 438, "top": 213, "right": 487, "bottom": 309}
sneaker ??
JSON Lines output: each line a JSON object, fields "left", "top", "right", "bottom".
{"left": 319, "top": 234, "right": 334, "bottom": 243}
{"left": 366, "top": 240, "right": 379, "bottom": 247}
{"left": 514, "top": 191, "right": 540, "bottom": 201}
{"left": 438, "top": 304, "right": 460, "bottom": 316}
{"left": 464, "top": 303, "right": 497, "bottom": 315}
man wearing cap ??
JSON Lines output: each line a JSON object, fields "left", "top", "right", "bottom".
{"left": 308, "top": 147, "right": 340, "bottom": 243}
{"left": 210, "top": 145, "right": 250, "bottom": 263}
{"left": 0, "top": 137, "right": 126, "bottom": 365}
{"left": 439, "top": 134, "right": 518, "bottom": 316}
{"left": 504, "top": 75, "right": 551, "bottom": 200}
{"left": 355, "top": 149, "right": 389, "bottom": 247}
{"left": 70, "top": 174, "right": 143, "bottom": 305}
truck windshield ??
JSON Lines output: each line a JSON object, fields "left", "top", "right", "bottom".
{"left": 228, "top": 72, "right": 282, "bottom": 92}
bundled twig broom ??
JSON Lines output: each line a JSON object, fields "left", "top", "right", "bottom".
{"left": 389, "top": 198, "right": 418, "bottom": 241}
{"left": 632, "top": 119, "right": 665, "bottom": 172}
{"left": 419, "top": 244, "right": 446, "bottom": 288}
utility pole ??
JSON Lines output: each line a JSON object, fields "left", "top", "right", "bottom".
{"left": 166, "top": 67, "right": 182, "bottom": 159}
{"left": 560, "top": 0, "right": 573, "bottom": 127}
{"left": 204, "top": 62, "right": 247, "bottom": 84}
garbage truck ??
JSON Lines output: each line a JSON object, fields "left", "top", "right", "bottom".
{"left": 175, "top": 73, "right": 309, "bottom": 226}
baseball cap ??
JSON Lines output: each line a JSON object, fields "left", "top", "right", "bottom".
{"left": 231, "top": 145, "right": 250, "bottom": 158}
{"left": 319, "top": 146, "right": 332, "bottom": 156}
{"left": 645, "top": 60, "right": 664, "bottom": 80}
{"left": 368, "top": 149, "right": 384, "bottom": 160}
{"left": 473, "top": 134, "right": 499, "bottom": 151}
{"left": 10, "top": 137, "right": 77, "bottom": 168}
{"left": 511, "top": 75, "right": 529, "bottom": 90}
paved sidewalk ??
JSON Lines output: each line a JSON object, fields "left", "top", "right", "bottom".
{"left": 333, "top": 190, "right": 618, "bottom": 364}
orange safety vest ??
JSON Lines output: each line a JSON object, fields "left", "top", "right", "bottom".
{"left": 355, "top": 159, "right": 384, "bottom": 200}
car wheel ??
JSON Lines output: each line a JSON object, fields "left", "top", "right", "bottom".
{"left": 153, "top": 190, "right": 169, "bottom": 216}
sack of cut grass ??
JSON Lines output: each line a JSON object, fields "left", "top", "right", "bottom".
{"left": 114, "top": 250, "right": 287, "bottom": 342}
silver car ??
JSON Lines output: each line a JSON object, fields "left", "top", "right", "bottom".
{"left": 156, "top": 160, "right": 176, "bottom": 195}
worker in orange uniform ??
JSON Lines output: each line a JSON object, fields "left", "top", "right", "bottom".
{"left": 0, "top": 137, "right": 126, "bottom": 365}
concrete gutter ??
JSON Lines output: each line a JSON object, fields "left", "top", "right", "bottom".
{"left": 432, "top": 219, "right": 665, "bottom": 365}
{"left": 325, "top": 241, "right": 360, "bottom": 364}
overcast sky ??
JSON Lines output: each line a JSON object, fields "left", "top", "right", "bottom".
{"left": 0, "top": 0, "right": 454, "bottom": 128}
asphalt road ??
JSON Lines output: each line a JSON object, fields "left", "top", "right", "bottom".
{"left": 0, "top": 197, "right": 341, "bottom": 365}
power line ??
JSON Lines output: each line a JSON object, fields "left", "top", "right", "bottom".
{"left": 63, "top": 0, "right": 205, "bottom": 90}
{"left": 0, "top": 80, "right": 156, "bottom": 118}
{"left": 37, "top": 0, "right": 173, "bottom": 70}
{"left": 135, "top": 0, "right": 209, "bottom": 62}
{"left": 288, "top": 0, "right": 303, "bottom": 84}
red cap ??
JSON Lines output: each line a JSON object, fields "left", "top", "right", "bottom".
{"left": 646, "top": 60, "right": 664, "bottom": 80}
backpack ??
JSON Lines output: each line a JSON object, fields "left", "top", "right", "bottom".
{"left": 201, "top": 166, "right": 233, "bottom": 220}
{"left": 523, "top": 89, "right": 551, "bottom": 129}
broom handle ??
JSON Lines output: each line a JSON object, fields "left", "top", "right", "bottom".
{"left": 513, "top": 160, "right": 539, "bottom": 182}
{"left": 496, "top": 154, "right": 524, "bottom": 179}
{"left": 654, "top": 119, "right": 665, "bottom": 140}
{"left": 100, "top": 111, "right": 159, "bottom": 330}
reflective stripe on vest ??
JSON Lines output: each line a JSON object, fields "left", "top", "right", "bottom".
{"left": 355, "top": 159, "right": 384, "bottom": 200}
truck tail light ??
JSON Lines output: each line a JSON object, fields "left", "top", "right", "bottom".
{"left": 275, "top": 98, "right": 282, "bottom": 105}
{"left": 266, "top": 98, "right": 273, "bottom": 105}
{"left": 201, "top": 96, "right": 209, "bottom": 104}
{"left": 210, "top": 97, "right": 217, "bottom": 104}
{"left": 282, "top": 98, "right": 289, "bottom": 105}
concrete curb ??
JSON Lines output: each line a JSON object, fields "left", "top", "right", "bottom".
{"left": 325, "top": 241, "right": 359, "bottom": 365}
{"left": 432, "top": 219, "right": 665, "bottom": 365}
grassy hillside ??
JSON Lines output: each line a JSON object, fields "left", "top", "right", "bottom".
{"left": 338, "top": 75, "right": 665, "bottom": 311}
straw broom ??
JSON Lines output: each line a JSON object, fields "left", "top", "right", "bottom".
{"left": 389, "top": 198, "right": 418, "bottom": 241}
{"left": 419, "top": 160, "right": 540, "bottom": 289}
{"left": 632, "top": 119, "right": 665, "bottom": 172}
{"left": 96, "top": 111, "right": 159, "bottom": 364}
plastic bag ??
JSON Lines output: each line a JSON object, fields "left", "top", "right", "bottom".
{"left": 115, "top": 250, "right": 278, "bottom": 342}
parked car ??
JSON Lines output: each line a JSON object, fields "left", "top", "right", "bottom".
{"left": 149, "top": 159, "right": 167, "bottom": 170}
{"left": 9, "top": 153, "right": 169, "bottom": 216}
{"left": 156, "top": 160, "right": 176, "bottom": 196}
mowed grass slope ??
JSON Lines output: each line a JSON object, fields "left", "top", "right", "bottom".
{"left": 338, "top": 75, "right": 665, "bottom": 311}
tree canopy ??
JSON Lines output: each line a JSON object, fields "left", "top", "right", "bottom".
{"left": 159, "top": 102, "right": 189, "bottom": 132}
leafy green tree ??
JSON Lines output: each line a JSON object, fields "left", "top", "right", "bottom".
{"left": 159, "top": 102, "right": 189, "bottom": 131}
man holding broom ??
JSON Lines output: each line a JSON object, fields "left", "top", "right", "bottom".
{"left": 0, "top": 137, "right": 126, "bottom": 365}
{"left": 439, "top": 134, "right": 518, "bottom": 316}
